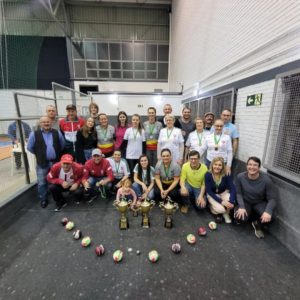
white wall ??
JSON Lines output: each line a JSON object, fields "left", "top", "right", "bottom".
{"left": 235, "top": 80, "right": 275, "bottom": 165}
{"left": 74, "top": 81, "right": 170, "bottom": 93}
{"left": 91, "top": 94, "right": 183, "bottom": 116}
{"left": 169, "top": 0, "right": 300, "bottom": 93}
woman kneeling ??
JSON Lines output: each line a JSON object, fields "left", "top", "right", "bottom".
{"left": 205, "top": 157, "right": 236, "bottom": 223}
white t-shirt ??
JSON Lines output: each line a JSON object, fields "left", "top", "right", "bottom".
{"left": 200, "top": 133, "right": 233, "bottom": 166}
{"left": 107, "top": 157, "right": 130, "bottom": 179}
{"left": 59, "top": 169, "right": 74, "bottom": 185}
{"left": 185, "top": 130, "right": 210, "bottom": 154}
{"left": 124, "top": 127, "right": 146, "bottom": 159}
{"left": 158, "top": 127, "right": 184, "bottom": 163}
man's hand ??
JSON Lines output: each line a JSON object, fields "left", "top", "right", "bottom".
{"left": 225, "top": 166, "right": 231, "bottom": 176}
{"left": 180, "top": 186, "right": 188, "bottom": 196}
{"left": 222, "top": 200, "right": 234, "bottom": 209}
{"left": 261, "top": 212, "right": 271, "bottom": 223}
{"left": 62, "top": 181, "right": 69, "bottom": 189}
{"left": 69, "top": 183, "right": 78, "bottom": 191}
{"left": 196, "top": 196, "right": 206, "bottom": 208}
{"left": 83, "top": 181, "right": 90, "bottom": 190}
{"left": 235, "top": 208, "right": 247, "bottom": 220}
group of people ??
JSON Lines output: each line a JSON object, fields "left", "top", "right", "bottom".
{"left": 24, "top": 102, "right": 276, "bottom": 239}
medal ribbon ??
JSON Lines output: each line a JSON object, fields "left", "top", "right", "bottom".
{"left": 166, "top": 128, "right": 173, "bottom": 139}
{"left": 133, "top": 128, "right": 139, "bottom": 140}
{"left": 114, "top": 161, "right": 120, "bottom": 174}
{"left": 213, "top": 133, "right": 222, "bottom": 147}
{"left": 100, "top": 127, "right": 108, "bottom": 139}
{"left": 149, "top": 123, "right": 155, "bottom": 135}
{"left": 197, "top": 131, "right": 203, "bottom": 145}
{"left": 163, "top": 163, "right": 171, "bottom": 179}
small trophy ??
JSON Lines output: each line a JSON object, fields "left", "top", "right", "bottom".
{"left": 159, "top": 196, "right": 179, "bottom": 228}
{"left": 139, "top": 199, "right": 155, "bottom": 228}
{"left": 113, "top": 197, "right": 132, "bottom": 230}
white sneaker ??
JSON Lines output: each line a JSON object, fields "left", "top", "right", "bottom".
{"left": 223, "top": 212, "right": 232, "bottom": 224}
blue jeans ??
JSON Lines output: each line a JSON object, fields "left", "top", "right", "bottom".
{"left": 132, "top": 182, "right": 155, "bottom": 200}
{"left": 84, "top": 149, "right": 93, "bottom": 161}
{"left": 180, "top": 182, "right": 203, "bottom": 208}
{"left": 86, "top": 176, "right": 112, "bottom": 199}
{"left": 36, "top": 162, "right": 53, "bottom": 202}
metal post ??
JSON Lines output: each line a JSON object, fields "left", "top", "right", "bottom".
{"left": 14, "top": 93, "right": 30, "bottom": 184}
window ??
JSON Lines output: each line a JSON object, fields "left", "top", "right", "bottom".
{"left": 72, "top": 39, "right": 168, "bottom": 81}
{"left": 263, "top": 70, "right": 300, "bottom": 184}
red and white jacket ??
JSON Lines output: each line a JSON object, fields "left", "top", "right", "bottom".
{"left": 82, "top": 158, "right": 114, "bottom": 183}
{"left": 59, "top": 117, "right": 85, "bottom": 143}
{"left": 47, "top": 162, "right": 84, "bottom": 185}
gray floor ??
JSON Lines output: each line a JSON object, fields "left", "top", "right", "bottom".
{"left": 0, "top": 193, "right": 299, "bottom": 300}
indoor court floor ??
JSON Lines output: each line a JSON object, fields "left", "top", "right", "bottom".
{"left": 0, "top": 188, "right": 299, "bottom": 300}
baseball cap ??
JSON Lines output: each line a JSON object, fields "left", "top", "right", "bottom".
{"left": 204, "top": 112, "right": 215, "bottom": 118}
{"left": 66, "top": 104, "right": 77, "bottom": 110}
{"left": 60, "top": 154, "right": 73, "bottom": 164}
{"left": 92, "top": 149, "right": 102, "bottom": 156}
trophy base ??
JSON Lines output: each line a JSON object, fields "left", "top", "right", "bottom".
{"left": 142, "top": 215, "right": 150, "bottom": 228}
{"left": 119, "top": 217, "right": 129, "bottom": 230}
{"left": 164, "top": 216, "right": 173, "bottom": 229}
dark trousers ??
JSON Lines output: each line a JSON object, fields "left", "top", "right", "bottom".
{"left": 49, "top": 184, "right": 83, "bottom": 206}
{"left": 154, "top": 183, "right": 181, "bottom": 204}
{"left": 234, "top": 201, "right": 268, "bottom": 222}
{"left": 127, "top": 159, "right": 138, "bottom": 175}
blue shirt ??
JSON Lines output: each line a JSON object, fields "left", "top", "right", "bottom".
{"left": 27, "top": 129, "right": 65, "bottom": 161}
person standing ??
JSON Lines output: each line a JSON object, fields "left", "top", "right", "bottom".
{"left": 59, "top": 104, "right": 85, "bottom": 157}
{"left": 27, "top": 116, "right": 65, "bottom": 208}
{"left": 8, "top": 120, "right": 32, "bottom": 169}
{"left": 143, "top": 107, "right": 162, "bottom": 167}
{"left": 185, "top": 117, "right": 208, "bottom": 162}
{"left": 204, "top": 112, "right": 215, "bottom": 132}
{"left": 180, "top": 150, "right": 207, "bottom": 213}
{"left": 220, "top": 108, "right": 239, "bottom": 157}
{"left": 75, "top": 117, "right": 97, "bottom": 164}
{"left": 179, "top": 107, "right": 195, "bottom": 143}
{"left": 46, "top": 105, "right": 60, "bottom": 130}
{"left": 200, "top": 119, "right": 233, "bottom": 175}
{"left": 122, "top": 114, "right": 146, "bottom": 173}
{"left": 157, "top": 114, "right": 184, "bottom": 165}
{"left": 157, "top": 103, "right": 181, "bottom": 128}
{"left": 234, "top": 156, "right": 276, "bottom": 239}
{"left": 95, "top": 113, "right": 115, "bottom": 157}
{"left": 88, "top": 102, "right": 100, "bottom": 126}
{"left": 114, "top": 111, "right": 129, "bottom": 157}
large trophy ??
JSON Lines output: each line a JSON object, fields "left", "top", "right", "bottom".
{"left": 113, "top": 197, "right": 132, "bottom": 230}
{"left": 139, "top": 199, "right": 155, "bottom": 228}
{"left": 159, "top": 196, "right": 178, "bottom": 228}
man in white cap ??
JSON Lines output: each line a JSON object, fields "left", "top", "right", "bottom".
{"left": 82, "top": 149, "right": 114, "bottom": 202}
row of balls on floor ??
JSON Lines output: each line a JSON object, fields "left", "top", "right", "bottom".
{"left": 61, "top": 217, "right": 218, "bottom": 263}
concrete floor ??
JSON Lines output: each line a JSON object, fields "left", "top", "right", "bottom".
{"left": 0, "top": 191, "right": 299, "bottom": 300}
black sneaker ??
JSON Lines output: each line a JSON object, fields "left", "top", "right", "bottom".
{"left": 54, "top": 202, "right": 67, "bottom": 212}
{"left": 41, "top": 200, "right": 48, "bottom": 208}
{"left": 252, "top": 221, "right": 264, "bottom": 239}
{"left": 215, "top": 215, "right": 223, "bottom": 223}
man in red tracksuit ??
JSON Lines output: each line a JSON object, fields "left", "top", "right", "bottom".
{"left": 47, "top": 154, "right": 84, "bottom": 211}
{"left": 82, "top": 149, "right": 114, "bottom": 202}
{"left": 59, "top": 104, "right": 85, "bottom": 157}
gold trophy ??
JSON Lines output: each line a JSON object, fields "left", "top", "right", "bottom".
{"left": 139, "top": 199, "right": 155, "bottom": 228}
{"left": 159, "top": 196, "right": 179, "bottom": 228}
{"left": 113, "top": 197, "right": 132, "bottom": 230}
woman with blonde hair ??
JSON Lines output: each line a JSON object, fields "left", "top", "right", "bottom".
{"left": 205, "top": 156, "right": 236, "bottom": 223}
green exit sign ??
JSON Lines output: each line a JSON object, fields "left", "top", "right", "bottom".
{"left": 246, "top": 93, "right": 263, "bottom": 106}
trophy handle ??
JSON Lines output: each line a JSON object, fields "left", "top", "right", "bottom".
{"left": 159, "top": 201, "right": 165, "bottom": 210}
{"left": 113, "top": 199, "right": 118, "bottom": 208}
{"left": 173, "top": 202, "right": 179, "bottom": 211}
{"left": 127, "top": 199, "right": 132, "bottom": 207}
{"left": 149, "top": 200, "right": 155, "bottom": 209}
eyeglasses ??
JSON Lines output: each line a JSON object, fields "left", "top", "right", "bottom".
{"left": 215, "top": 125, "right": 223, "bottom": 127}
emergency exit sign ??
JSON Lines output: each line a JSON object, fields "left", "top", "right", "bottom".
{"left": 246, "top": 93, "right": 263, "bottom": 106}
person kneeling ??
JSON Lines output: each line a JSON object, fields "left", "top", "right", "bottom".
{"left": 234, "top": 156, "right": 276, "bottom": 239}
{"left": 82, "top": 149, "right": 114, "bottom": 202}
{"left": 115, "top": 178, "right": 137, "bottom": 208}
{"left": 47, "top": 154, "right": 84, "bottom": 211}
{"left": 205, "top": 157, "right": 236, "bottom": 223}
{"left": 180, "top": 150, "right": 208, "bottom": 213}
